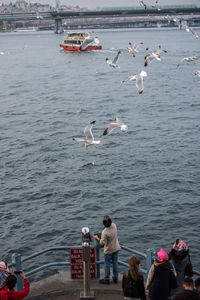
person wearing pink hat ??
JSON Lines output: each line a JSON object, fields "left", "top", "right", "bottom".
{"left": 146, "top": 248, "right": 177, "bottom": 300}
{"left": 169, "top": 239, "right": 193, "bottom": 297}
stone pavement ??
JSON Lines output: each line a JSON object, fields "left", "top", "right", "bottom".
{"left": 27, "top": 271, "right": 124, "bottom": 300}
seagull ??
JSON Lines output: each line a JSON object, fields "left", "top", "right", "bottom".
{"left": 73, "top": 120, "right": 100, "bottom": 150}
{"left": 177, "top": 56, "right": 199, "bottom": 67}
{"left": 185, "top": 25, "right": 199, "bottom": 39}
{"left": 0, "top": 51, "right": 4, "bottom": 55}
{"left": 128, "top": 41, "right": 143, "bottom": 57}
{"left": 144, "top": 45, "right": 167, "bottom": 66}
{"left": 122, "top": 70, "right": 147, "bottom": 94}
{"left": 139, "top": 1, "right": 147, "bottom": 9}
{"left": 156, "top": 45, "right": 167, "bottom": 58}
{"left": 195, "top": 70, "right": 200, "bottom": 77}
{"left": 106, "top": 50, "right": 121, "bottom": 69}
{"left": 144, "top": 52, "right": 160, "bottom": 67}
{"left": 80, "top": 36, "right": 95, "bottom": 50}
{"left": 103, "top": 117, "right": 128, "bottom": 136}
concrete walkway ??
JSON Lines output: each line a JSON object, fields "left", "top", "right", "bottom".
{"left": 27, "top": 271, "right": 124, "bottom": 300}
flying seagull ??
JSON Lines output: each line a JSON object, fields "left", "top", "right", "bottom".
{"left": 103, "top": 117, "right": 128, "bottom": 136}
{"left": 144, "top": 52, "right": 160, "bottom": 67}
{"left": 139, "top": 1, "right": 147, "bottom": 9}
{"left": 80, "top": 35, "right": 99, "bottom": 50}
{"left": 195, "top": 70, "right": 200, "bottom": 77}
{"left": 177, "top": 56, "right": 199, "bottom": 67}
{"left": 106, "top": 50, "right": 121, "bottom": 69}
{"left": 128, "top": 41, "right": 143, "bottom": 57}
{"left": 73, "top": 120, "right": 100, "bottom": 150}
{"left": 144, "top": 45, "right": 167, "bottom": 66}
{"left": 122, "top": 70, "right": 147, "bottom": 94}
{"left": 185, "top": 25, "right": 199, "bottom": 39}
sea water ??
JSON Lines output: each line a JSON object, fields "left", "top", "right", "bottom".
{"left": 0, "top": 28, "right": 200, "bottom": 280}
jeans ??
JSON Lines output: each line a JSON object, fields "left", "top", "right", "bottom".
{"left": 104, "top": 250, "right": 119, "bottom": 280}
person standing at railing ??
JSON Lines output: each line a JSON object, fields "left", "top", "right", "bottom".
{"left": 168, "top": 239, "right": 192, "bottom": 297}
{"left": 0, "top": 271, "right": 30, "bottom": 300}
{"left": 122, "top": 255, "right": 146, "bottom": 300}
{"left": 0, "top": 262, "right": 10, "bottom": 293}
{"left": 94, "top": 215, "right": 120, "bottom": 284}
{"left": 146, "top": 248, "right": 177, "bottom": 300}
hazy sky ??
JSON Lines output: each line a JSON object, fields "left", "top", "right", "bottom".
{"left": 2, "top": 0, "right": 200, "bottom": 9}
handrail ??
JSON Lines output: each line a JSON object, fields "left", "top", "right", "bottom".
{"left": 26, "top": 262, "right": 70, "bottom": 276}
{"left": 120, "top": 245, "right": 147, "bottom": 258}
{"left": 10, "top": 244, "right": 200, "bottom": 292}
{"left": 10, "top": 244, "right": 154, "bottom": 291}
{"left": 22, "top": 246, "right": 81, "bottom": 262}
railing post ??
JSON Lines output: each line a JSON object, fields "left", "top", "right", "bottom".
{"left": 96, "top": 247, "right": 100, "bottom": 279}
{"left": 146, "top": 249, "right": 156, "bottom": 275}
{"left": 12, "top": 253, "right": 23, "bottom": 291}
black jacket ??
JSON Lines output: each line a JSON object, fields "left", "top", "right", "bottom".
{"left": 149, "top": 260, "right": 177, "bottom": 300}
{"left": 173, "top": 289, "right": 200, "bottom": 300}
{"left": 122, "top": 271, "right": 146, "bottom": 300}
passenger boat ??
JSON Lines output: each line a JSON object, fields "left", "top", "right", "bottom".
{"left": 60, "top": 32, "right": 102, "bottom": 51}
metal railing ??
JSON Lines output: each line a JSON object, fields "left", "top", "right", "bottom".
{"left": 9, "top": 244, "right": 200, "bottom": 291}
{"left": 9, "top": 244, "right": 156, "bottom": 291}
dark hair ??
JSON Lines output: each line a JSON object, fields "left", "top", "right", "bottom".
{"left": 195, "top": 277, "right": 200, "bottom": 288}
{"left": 102, "top": 215, "right": 112, "bottom": 227}
{"left": 129, "top": 256, "right": 140, "bottom": 280}
{"left": 184, "top": 277, "right": 194, "bottom": 288}
{"left": 6, "top": 274, "right": 17, "bottom": 290}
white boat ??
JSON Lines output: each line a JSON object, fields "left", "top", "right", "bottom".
{"left": 14, "top": 27, "right": 39, "bottom": 32}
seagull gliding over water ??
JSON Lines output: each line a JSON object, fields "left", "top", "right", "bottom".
{"left": 103, "top": 117, "right": 128, "bottom": 136}
{"left": 73, "top": 121, "right": 100, "bottom": 150}
{"left": 122, "top": 70, "right": 147, "bottom": 94}
{"left": 106, "top": 50, "right": 121, "bottom": 69}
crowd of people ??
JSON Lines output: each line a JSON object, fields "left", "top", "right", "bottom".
{"left": 0, "top": 216, "right": 199, "bottom": 300}
{"left": 94, "top": 215, "right": 200, "bottom": 300}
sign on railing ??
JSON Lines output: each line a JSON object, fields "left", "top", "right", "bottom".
{"left": 70, "top": 248, "right": 96, "bottom": 279}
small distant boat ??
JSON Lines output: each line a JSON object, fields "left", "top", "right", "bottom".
{"left": 60, "top": 32, "right": 102, "bottom": 51}
{"left": 14, "top": 27, "right": 39, "bottom": 32}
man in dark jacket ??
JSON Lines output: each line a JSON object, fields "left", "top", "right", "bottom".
{"left": 173, "top": 277, "right": 200, "bottom": 300}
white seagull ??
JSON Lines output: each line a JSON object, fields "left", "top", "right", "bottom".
{"left": 106, "top": 50, "right": 121, "bottom": 69}
{"left": 103, "top": 117, "right": 128, "bottom": 136}
{"left": 122, "top": 70, "right": 147, "bottom": 94}
{"left": 144, "top": 52, "right": 160, "bottom": 67}
{"left": 73, "top": 120, "right": 100, "bottom": 150}
{"left": 185, "top": 25, "right": 199, "bottom": 39}
{"left": 144, "top": 45, "right": 167, "bottom": 67}
{"left": 195, "top": 70, "right": 200, "bottom": 77}
{"left": 128, "top": 41, "right": 143, "bottom": 57}
{"left": 139, "top": 1, "right": 147, "bottom": 9}
{"left": 80, "top": 35, "right": 99, "bottom": 50}
{"left": 177, "top": 56, "right": 199, "bottom": 67}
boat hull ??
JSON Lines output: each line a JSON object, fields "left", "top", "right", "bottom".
{"left": 60, "top": 44, "right": 102, "bottom": 51}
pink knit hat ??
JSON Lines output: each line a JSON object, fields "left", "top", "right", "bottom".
{"left": 176, "top": 240, "right": 188, "bottom": 252}
{"left": 157, "top": 248, "right": 168, "bottom": 262}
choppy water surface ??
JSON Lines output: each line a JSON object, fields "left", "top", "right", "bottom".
{"left": 0, "top": 28, "right": 200, "bottom": 279}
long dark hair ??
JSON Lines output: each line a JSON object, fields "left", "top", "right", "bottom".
{"left": 129, "top": 256, "right": 140, "bottom": 280}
